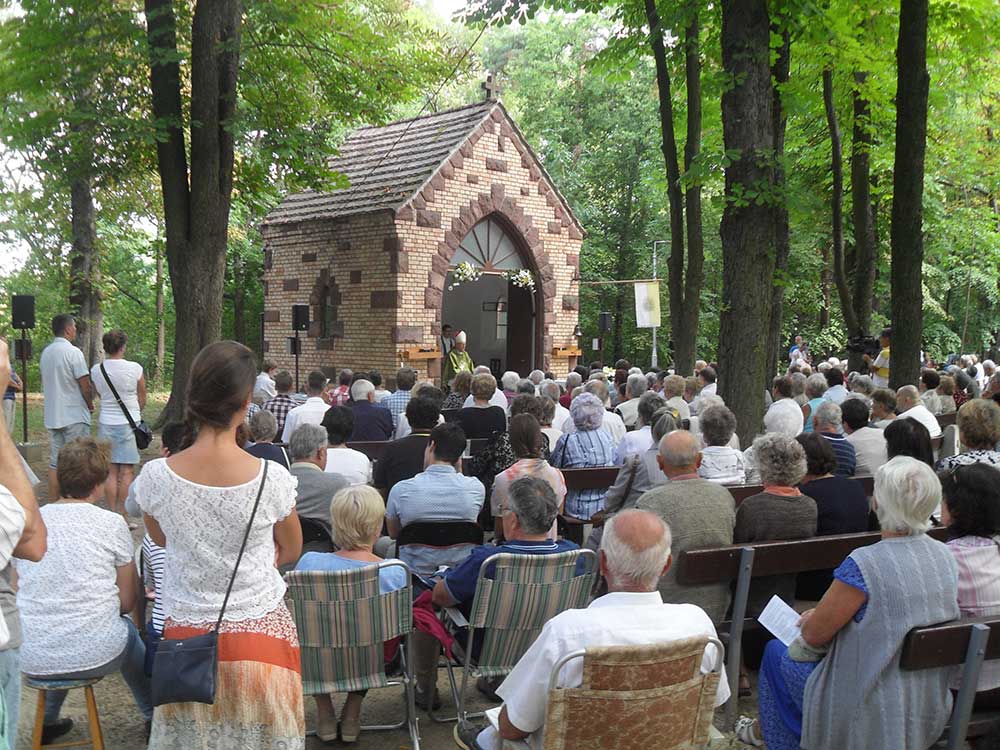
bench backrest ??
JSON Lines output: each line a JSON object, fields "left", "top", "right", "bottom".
{"left": 901, "top": 616, "right": 1000, "bottom": 670}
{"left": 347, "top": 437, "right": 490, "bottom": 463}
{"left": 937, "top": 411, "right": 958, "bottom": 429}
{"left": 559, "top": 468, "right": 875, "bottom": 505}
{"left": 677, "top": 526, "right": 949, "bottom": 586}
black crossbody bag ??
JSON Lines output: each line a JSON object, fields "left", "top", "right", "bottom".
{"left": 151, "top": 460, "right": 269, "bottom": 706}
{"left": 99, "top": 362, "right": 153, "bottom": 450}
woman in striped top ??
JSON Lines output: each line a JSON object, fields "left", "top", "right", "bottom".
{"left": 940, "top": 463, "right": 1000, "bottom": 706}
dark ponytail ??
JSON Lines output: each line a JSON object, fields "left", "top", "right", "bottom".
{"left": 184, "top": 341, "right": 256, "bottom": 433}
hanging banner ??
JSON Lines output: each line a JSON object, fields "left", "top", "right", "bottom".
{"left": 634, "top": 281, "right": 661, "bottom": 328}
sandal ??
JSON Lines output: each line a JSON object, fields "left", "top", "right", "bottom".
{"left": 735, "top": 716, "right": 764, "bottom": 747}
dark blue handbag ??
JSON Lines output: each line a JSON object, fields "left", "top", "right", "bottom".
{"left": 150, "top": 460, "right": 269, "bottom": 706}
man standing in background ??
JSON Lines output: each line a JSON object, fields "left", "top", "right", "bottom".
{"left": 39, "top": 314, "right": 93, "bottom": 501}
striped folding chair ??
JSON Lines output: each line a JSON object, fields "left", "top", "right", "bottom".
{"left": 435, "top": 548, "right": 598, "bottom": 725}
{"left": 284, "top": 561, "right": 419, "bottom": 748}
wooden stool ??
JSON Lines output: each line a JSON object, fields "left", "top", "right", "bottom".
{"left": 24, "top": 675, "right": 104, "bottom": 750}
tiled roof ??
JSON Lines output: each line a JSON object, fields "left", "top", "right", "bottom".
{"left": 264, "top": 101, "right": 497, "bottom": 225}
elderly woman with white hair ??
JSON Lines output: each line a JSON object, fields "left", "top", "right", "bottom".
{"left": 802, "top": 373, "right": 829, "bottom": 433}
{"left": 295, "top": 485, "right": 408, "bottom": 742}
{"left": 735, "top": 434, "right": 817, "bottom": 616}
{"left": 698, "top": 404, "right": 746, "bottom": 484}
{"left": 550, "top": 393, "right": 619, "bottom": 530}
{"left": 746, "top": 456, "right": 959, "bottom": 750}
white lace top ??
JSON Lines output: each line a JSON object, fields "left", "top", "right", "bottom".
{"left": 133, "top": 457, "right": 297, "bottom": 625}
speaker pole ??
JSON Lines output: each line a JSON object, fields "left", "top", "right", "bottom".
{"left": 294, "top": 330, "right": 301, "bottom": 394}
{"left": 18, "top": 329, "right": 28, "bottom": 446}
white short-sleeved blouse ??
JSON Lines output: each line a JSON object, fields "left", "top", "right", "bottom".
{"left": 134, "top": 457, "right": 297, "bottom": 625}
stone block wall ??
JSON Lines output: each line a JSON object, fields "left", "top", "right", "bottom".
{"left": 261, "top": 212, "right": 403, "bottom": 383}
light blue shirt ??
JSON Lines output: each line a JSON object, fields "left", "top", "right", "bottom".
{"left": 383, "top": 389, "right": 412, "bottom": 430}
{"left": 295, "top": 553, "right": 407, "bottom": 594}
{"left": 39, "top": 337, "right": 90, "bottom": 429}
{"left": 385, "top": 464, "right": 485, "bottom": 576}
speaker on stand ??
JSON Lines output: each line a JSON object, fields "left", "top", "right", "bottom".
{"left": 10, "top": 295, "right": 35, "bottom": 446}
{"left": 290, "top": 305, "right": 310, "bottom": 392}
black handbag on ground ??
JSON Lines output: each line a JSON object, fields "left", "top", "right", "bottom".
{"left": 150, "top": 460, "right": 269, "bottom": 706}
{"left": 99, "top": 362, "right": 153, "bottom": 450}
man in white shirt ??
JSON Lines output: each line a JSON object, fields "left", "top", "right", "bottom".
{"left": 253, "top": 360, "right": 277, "bottom": 403}
{"left": 462, "top": 509, "right": 728, "bottom": 750}
{"left": 39, "top": 314, "right": 94, "bottom": 500}
{"left": 841, "top": 397, "right": 888, "bottom": 475}
{"left": 614, "top": 374, "right": 648, "bottom": 429}
{"left": 896, "top": 384, "right": 942, "bottom": 439}
{"left": 280, "top": 370, "right": 330, "bottom": 443}
{"left": 560, "top": 380, "right": 626, "bottom": 446}
{"left": 690, "top": 366, "right": 718, "bottom": 416}
{"left": 616, "top": 392, "right": 665, "bottom": 463}
{"left": 821, "top": 368, "right": 849, "bottom": 405}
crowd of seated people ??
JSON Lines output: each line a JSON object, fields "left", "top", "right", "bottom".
{"left": 14, "top": 327, "right": 1000, "bottom": 750}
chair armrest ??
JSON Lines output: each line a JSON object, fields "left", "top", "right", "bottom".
{"left": 444, "top": 607, "right": 469, "bottom": 629}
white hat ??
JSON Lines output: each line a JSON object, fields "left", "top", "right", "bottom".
{"left": 454, "top": 330, "right": 467, "bottom": 344}
{"left": 828, "top": 357, "right": 841, "bottom": 367}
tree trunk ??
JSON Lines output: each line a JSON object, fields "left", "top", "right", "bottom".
{"left": 823, "top": 69, "right": 859, "bottom": 345}
{"left": 233, "top": 254, "right": 247, "bottom": 344}
{"left": 849, "top": 71, "right": 878, "bottom": 372}
{"left": 765, "top": 28, "right": 791, "bottom": 382}
{"left": 644, "top": 0, "right": 691, "bottom": 375}
{"left": 820, "top": 243, "right": 831, "bottom": 328}
{"left": 719, "top": 0, "right": 776, "bottom": 446}
{"left": 678, "top": 10, "right": 704, "bottom": 376}
{"left": 145, "top": 0, "right": 241, "bottom": 424}
{"left": 154, "top": 240, "right": 165, "bottom": 388}
{"left": 68, "top": 176, "right": 103, "bottom": 366}
{"left": 889, "top": 0, "right": 929, "bottom": 389}
{"left": 612, "top": 152, "right": 639, "bottom": 364}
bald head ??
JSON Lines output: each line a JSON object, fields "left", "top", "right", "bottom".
{"left": 600, "top": 510, "right": 672, "bottom": 592}
{"left": 657, "top": 430, "right": 701, "bottom": 478}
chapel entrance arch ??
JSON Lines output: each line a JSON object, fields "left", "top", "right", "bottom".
{"left": 440, "top": 215, "right": 540, "bottom": 378}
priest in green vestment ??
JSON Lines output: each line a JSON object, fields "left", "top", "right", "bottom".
{"left": 443, "top": 330, "right": 474, "bottom": 389}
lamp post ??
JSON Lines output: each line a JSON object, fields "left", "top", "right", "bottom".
{"left": 652, "top": 240, "right": 668, "bottom": 370}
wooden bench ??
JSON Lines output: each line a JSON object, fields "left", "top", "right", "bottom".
{"left": 938, "top": 411, "right": 958, "bottom": 429}
{"left": 347, "top": 437, "right": 489, "bottom": 463}
{"left": 675, "top": 527, "right": 948, "bottom": 724}
{"left": 901, "top": 617, "right": 1000, "bottom": 748}
{"left": 559, "top": 467, "right": 875, "bottom": 505}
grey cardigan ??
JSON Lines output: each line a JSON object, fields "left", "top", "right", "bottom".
{"left": 801, "top": 534, "right": 959, "bottom": 750}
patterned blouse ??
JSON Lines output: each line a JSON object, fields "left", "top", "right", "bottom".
{"left": 550, "top": 429, "right": 619, "bottom": 521}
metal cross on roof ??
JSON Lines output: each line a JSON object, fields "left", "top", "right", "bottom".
{"left": 482, "top": 74, "right": 501, "bottom": 101}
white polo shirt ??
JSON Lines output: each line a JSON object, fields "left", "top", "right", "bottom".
{"left": 39, "top": 337, "right": 90, "bottom": 429}
{"left": 899, "top": 403, "right": 942, "bottom": 439}
{"left": 478, "top": 591, "right": 729, "bottom": 750}
{"left": 280, "top": 396, "right": 330, "bottom": 442}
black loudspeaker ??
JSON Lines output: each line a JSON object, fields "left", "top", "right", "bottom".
{"left": 11, "top": 295, "right": 35, "bottom": 330}
{"left": 292, "top": 304, "right": 310, "bottom": 332}
{"left": 599, "top": 312, "right": 612, "bottom": 333}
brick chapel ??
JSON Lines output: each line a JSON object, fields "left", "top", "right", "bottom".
{"left": 261, "top": 93, "right": 584, "bottom": 386}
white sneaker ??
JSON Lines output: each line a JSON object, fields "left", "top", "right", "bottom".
{"left": 735, "top": 716, "right": 764, "bottom": 747}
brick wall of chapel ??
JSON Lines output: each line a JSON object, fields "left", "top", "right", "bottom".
{"left": 391, "top": 107, "right": 582, "bottom": 381}
{"left": 260, "top": 212, "right": 402, "bottom": 381}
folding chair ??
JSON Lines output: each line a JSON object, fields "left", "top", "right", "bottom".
{"left": 434, "top": 548, "right": 598, "bottom": 725}
{"left": 502, "top": 636, "right": 725, "bottom": 750}
{"left": 284, "top": 562, "right": 420, "bottom": 748}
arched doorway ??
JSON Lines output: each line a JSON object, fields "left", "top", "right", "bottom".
{"left": 440, "top": 216, "right": 539, "bottom": 377}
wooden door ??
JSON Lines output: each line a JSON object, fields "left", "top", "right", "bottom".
{"left": 506, "top": 281, "right": 534, "bottom": 375}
